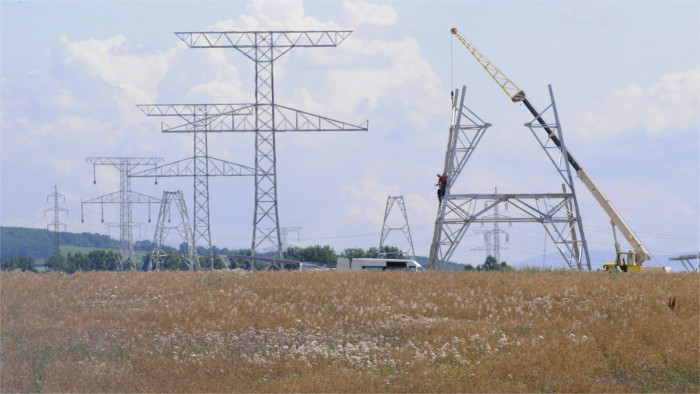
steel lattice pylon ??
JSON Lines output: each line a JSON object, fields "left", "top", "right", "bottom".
{"left": 132, "top": 105, "right": 255, "bottom": 269}
{"left": 149, "top": 190, "right": 197, "bottom": 271}
{"left": 173, "top": 30, "right": 368, "bottom": 259}
{"left": 428, "top": 86, "right": 590, "bottom": 271}
{"left": 379, "top": 195, "right": 416, "bottom": 259}
{"left": 82, "top": 157, "right": 163, "bottom": 270}
{"left": 45, "top": 185, "right": 67, "bottom": 256}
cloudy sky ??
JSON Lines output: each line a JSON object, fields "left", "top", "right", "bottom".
{"left": 2, "top": 0, "right": 698, "bottom": 269}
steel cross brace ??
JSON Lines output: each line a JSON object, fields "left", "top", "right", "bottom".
{"left": 169, "top": 29, "right": 367, "bottom": 259}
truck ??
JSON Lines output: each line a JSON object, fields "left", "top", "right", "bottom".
{"left": 336, "top": 257, "right": 424, "bottom": 272}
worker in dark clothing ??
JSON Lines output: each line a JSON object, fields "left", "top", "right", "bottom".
{"left": 436, "top": 172, "right": 447, "bottom": 202}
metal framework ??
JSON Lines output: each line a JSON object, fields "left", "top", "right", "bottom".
{"left": 132, "top": 105, "right": 255, "bottom": 269}
{"left": 173, "top": 30, "right": 368, "bottom": 259}
{"left": 45, "top": 185, "right": 67, "bottom": 256}
{"left": 669, "top": 253, "right": 699, "bottom": 272}
{"left": 149, "top": 190, "right": 197, "bottom": 271}
{"left": 428, "top": 86, "right": 590, "bottom": 270}
{"left": 379, "top": 195, "right": 416, "bottom": 259}
{"left": 82, "top": 157, "right": 163, "bottom": 270}
{"left": 471, "top": 188, "right": 510, "bottom": 262}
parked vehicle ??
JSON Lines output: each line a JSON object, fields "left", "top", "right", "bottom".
{"left": 336, "top": 257, "right": 424, "bottom": 272}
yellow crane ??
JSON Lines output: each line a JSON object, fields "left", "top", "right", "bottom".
{"left": 451, "top": 27, "right": 661, "bottom": 272}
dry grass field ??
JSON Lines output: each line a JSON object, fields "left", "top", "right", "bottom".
{"left": 1, "top": 269, "right": 698, "bottom": 392}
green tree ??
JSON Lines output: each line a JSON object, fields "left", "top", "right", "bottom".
{"left": 46, "top": 254, "right": 66, "bottom": 271}
{"left": 283, "top": 245, "right": 336, "bottom": 265}
{"left": 1, "top": 256, "right": 37, "bottom": 272}
{"left": 340, "top": 248, "right": 368, "bottom": 259}
{"left": 378, "top": 245, "right": 405, "bottom": 258}
{"left": 476, "top": 255, "right": 510, "bottom": 271}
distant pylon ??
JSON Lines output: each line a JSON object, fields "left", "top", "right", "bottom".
{"left": 379, "top": 195, "right": 416, "bottom": 259}
{"left": 82, "top": 157, "right": 163, "bottom": 270}
{"left": 471, "top": 187, "right": 510, "bottom": 262}
{"left": 279, "top": 227, "right": 302, "bottom": 252}
{"left": 149, "top": 190, "right": 197, "bottom": 271}
{"left": 45, "top": 185, "right": 67, "bottom": 256}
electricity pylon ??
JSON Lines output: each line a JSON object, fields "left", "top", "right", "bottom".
{"left": 149, "top": 190, "right": 196, "bottom": 271}
{"left": 169, "top": 30, "right": 368, "bottom": 259}
{"left": 379, "top": 195, "right": 416, "bottom": 259}
{"left": 131, "top": 104, "right": 255, "bottom": 269}
{"left": 471, "top": 188, "right": 510, "bottom": 263}
{"left": 82, "top": 157, "right": 163, "bottom": 270}
{"left": 428, "top": 86, "right": 590, "bottom": 271}
{"left": 45, "top": 185, "right": 67, "bottom": 256}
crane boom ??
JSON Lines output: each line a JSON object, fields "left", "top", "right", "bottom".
{"left": 451, "top": 27, "right": 651, "bottom": 265}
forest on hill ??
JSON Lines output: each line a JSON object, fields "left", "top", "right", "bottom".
{"left": 0, "top": 226, "right": 121, "bottom": 260}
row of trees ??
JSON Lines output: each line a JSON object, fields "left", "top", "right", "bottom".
{"left": 464, "top": 255, "right": 511, "bottom": 271}
{"left": 1, "top": 257, "right": 38, "bottom": 272}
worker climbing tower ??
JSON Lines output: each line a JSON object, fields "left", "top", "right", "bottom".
{"left": 428, "top": 86, "right": 590, "bottom": 271}
{"left": 379, "top": 195, "right": 416, "bottom": 259}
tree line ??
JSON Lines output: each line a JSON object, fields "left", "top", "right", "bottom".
{"left": 1, "top": 243, "right": 413, "bottom": 273}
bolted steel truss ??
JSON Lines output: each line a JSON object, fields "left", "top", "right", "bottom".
{"left": 669, "top": 253, "right": 699, "bottom": 272}
{"left": 428, "top": 86, "right": 590, "bottom": 271}
{"left": 45, "top": 185, "right": 67, "bottom": 256}
{"left": 132, "top": 104, "right": 255, "bottom": 269}
{"left": 82, "top": 157, "right": 163, "bottom": 270}
{"left": 379, "top": 195, "right": 416, "bottom": 259}
{"left": 171, "top": 30, "right": 368, "bottom": 259}
{"left": 149, "top": 190, "right": 197, "bottom": 271}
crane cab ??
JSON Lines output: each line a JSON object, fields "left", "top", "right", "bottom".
{"left": 603, "top": 251, "right": 671, "bottom": 273}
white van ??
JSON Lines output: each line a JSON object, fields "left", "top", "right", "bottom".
{"left": 336, "top": 257, "right": 424, "bottom": 272}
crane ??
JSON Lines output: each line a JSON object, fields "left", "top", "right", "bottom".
{"left": 451, "top": 27, "right": 657, "bottom": 272}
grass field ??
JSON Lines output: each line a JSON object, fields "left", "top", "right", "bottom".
{"left": 1, "top": 270, "right": 698, "bottom": 392}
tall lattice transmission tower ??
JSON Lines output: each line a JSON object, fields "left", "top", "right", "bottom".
{"left": 131, "top": 104, "right": 255, "bottom": 269}
{"left": 166, "top": 30, "right": 369, "bottom": 260}
{"left": 45, "top": 185, "right": 67, "bottom": 256}
{"left": 471, "top": 188, "right": 510, "bottom": 263}
{"left": 379, "top": 195, "right": 416, "bottom": 259}
{"left": 82, "top": 157, "right": 163, "bottom": 270}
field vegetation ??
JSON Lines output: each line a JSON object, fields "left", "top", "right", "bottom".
{"left": 1, "top": 270, "right": 698, "bottom": 392}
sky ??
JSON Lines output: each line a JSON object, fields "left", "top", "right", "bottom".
{"left": 1, "top": 0, "right": 698, "bottom": 270}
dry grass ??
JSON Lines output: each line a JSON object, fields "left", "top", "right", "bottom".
{"left": 1, "top": 269, "right": 698, "bottom": 392}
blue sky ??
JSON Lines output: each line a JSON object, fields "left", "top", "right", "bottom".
{"left": 1, "top": 0, "right": 698, "bottom": 269}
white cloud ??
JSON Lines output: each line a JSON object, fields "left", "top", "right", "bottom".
{"left": 571, "top": 66, "right": 700, "bottom": 141}
{"left": 206, "top": 0, "right": 338, "bottom": 31}
{"left": 50, "top": 90, "right": 79, "bottom": 110}
{"left": 341, "top": 174, "right": 402, "bottom": 227}
{"left": 340, "top": 0, "right": 398, "bottom": 27}
{"left": 60, "top": 35, "right": 182, "bottom": 124}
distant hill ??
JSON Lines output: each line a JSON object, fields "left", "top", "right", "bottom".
{"left": 1, "top": 226, "right": 121, "bottom": 260}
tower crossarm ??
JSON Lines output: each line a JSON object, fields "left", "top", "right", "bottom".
{"left": 137, "top": 103, "right": 255, "bottom": 117}
{"left": 82, "top": 191, "right": 161, "bottom": 205}
{"left": 175, "top": 31, "right": 353, "bottom": 62}
{"left": 158, "top": 104, "right": 369, "bottom": 133}
{"left": 129, "top": 157, "right": 255, "bottom": 178}
{"left": 86, "top": 157, "right": 164, "bottom": 167}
